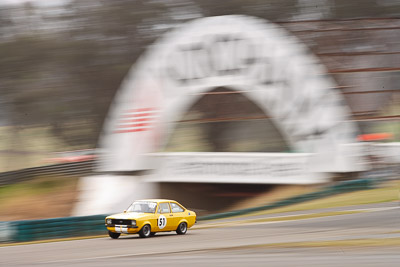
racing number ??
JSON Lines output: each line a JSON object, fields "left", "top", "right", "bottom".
{"left": 158, "top": 215, "right": 167, "bottom": 229}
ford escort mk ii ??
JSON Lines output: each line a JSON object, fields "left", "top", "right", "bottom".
{"left": 105, "top": 199, "right": 196, "bottom": 238}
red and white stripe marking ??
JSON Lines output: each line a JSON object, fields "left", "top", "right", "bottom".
{"left": 114, "top": 107, "right": 159, "bottom": 134}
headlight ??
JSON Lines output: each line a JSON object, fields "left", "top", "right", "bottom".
{"left": 131, "top": 220, "right": 136, "bottom": 226}
{"left": 106, "top": 219, "right": 112, "bottom": 225}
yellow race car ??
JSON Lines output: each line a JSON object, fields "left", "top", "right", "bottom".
{"left": 105, "top": 199, "right": 196, "bottom": 239}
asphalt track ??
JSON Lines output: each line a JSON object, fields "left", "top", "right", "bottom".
{"left": 1, "top": 202, "right": 399, "bottom": 266}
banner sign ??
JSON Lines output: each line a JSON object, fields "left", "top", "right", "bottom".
{"left": 148, "top": 152, "right": 327, "bottom": 184}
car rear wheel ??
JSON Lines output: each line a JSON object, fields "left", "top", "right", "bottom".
{"left": 139, "top": 224, "right": 151, "bottom": 238}
{"left": 108, "top": 231, "right": 121, "bottom": 239}
{"left": 176, "top": 222, "right": 187, "bottom": 235}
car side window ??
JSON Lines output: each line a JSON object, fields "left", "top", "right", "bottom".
{"left": 170, "top": 202, "right": 184, "bottom": 213}
{"left": 158, "top": 202, "right": 171, "bottom": 214}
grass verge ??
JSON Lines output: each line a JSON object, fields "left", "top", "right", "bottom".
{"left": 0, "top": 176, "right": 79, "bottom": 221}
{"left": 223, "top": 180, "right": 400, "bottom": 219}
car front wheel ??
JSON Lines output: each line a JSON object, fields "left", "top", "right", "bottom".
{"left": 176, "top": 222, "right": 187, "bottom": 235}
{"left": 108, "top": 231, "right": 121, "bottom": 239}
{"left": 139, "top": 224, "right": 151, "bottom": 238}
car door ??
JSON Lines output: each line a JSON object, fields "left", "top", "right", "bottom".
{"left": 156, "top": 202, "right": 174, "bottom": 231}
{"left": 169, "top": 201, "right": 185, "bottom": 228}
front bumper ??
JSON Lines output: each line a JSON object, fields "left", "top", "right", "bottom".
{"left": 105, "top": 224, "right": 138, "bottom": 228}
{"left": 106, "top": 225, "right": 139, "bottom": 234}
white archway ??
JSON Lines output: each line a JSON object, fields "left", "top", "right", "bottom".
{"left": 74, "top": 15, "right": 365, "bottom": 216}
{"left": 98, "top": 15, "right": 358, "bottom": 173}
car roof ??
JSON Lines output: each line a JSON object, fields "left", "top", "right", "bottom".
{"left": 136, "top": 199, "right": 178, "bottom": 203}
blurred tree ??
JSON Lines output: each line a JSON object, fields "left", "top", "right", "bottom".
{"left": 332, "top": 0, "right": 400, "bottom": 18}
{"left": 194, "top": 0, "right": 299, "bottom": 20}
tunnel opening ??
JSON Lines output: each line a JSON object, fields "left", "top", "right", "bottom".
{"left": 159, "top": 182, "right": 277, "bottom": 215}
{"left": 159, "top": 87, "right": 292, "bottom": 213}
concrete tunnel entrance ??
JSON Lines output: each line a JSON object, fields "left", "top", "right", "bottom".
{"left": 159, "top": 182, "right": 279, "bottom": 215}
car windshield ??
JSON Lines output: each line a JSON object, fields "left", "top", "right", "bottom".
{"left": 126, "top": 201, "right": 157, "bottom": 213}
